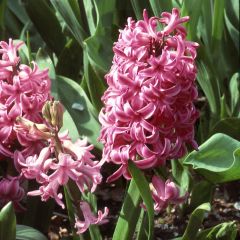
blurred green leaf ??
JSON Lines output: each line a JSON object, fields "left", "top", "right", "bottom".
{"left": 84, "top": 0, "right": 116, "bottom": 73}
{"left": 16, "top": 225, "right": 48, "bottom": 240}
{"left": 225, "top": 11, "right": 239, "bottom": 53}
{"left": 211, "top": 118, "right": 240, "bottom": 141}
{"left": 0, "top": 0, "right": 7, "bottom": 37}
{"left": 211, "top": 0, "right": 225, "bottom": 50}
{"left": 171, "top": 159, "right": 190, "bottom": 194}
{"left": 197, "top": 61, "right": 219, "bottom": 116}
{"left": 182, "top": 203, "right": 211, "bottom": 240}
{"left": 63, "top": 187, "right": 81, "bottom": 240}
{"left": 51, "top": 0, "right": 88, "bottom": 47}
{"left": 196, "top": 221, "right": 237, "bottom": 240}
{"left": 184, "top": 133, "right": 240, "bottom": 183}
{"left": 62, "top": 109, "right": 79, "bottom": 142}
{"left": 128, "top": 161, "right": 154, "bottom": 240}
{"left": 7, "top": 0, "right": 29, "bottom": 24}
{"left": 188, "top": 181, "right": 214, "bottom": 214}
{"left": 181, "top": 0, "right": 203, "bottom": 40}
{"left": 113, "top": 180, "right": 141, "bottom": 240}
{"left": 83, "top": 52, "right": 106, "bottom": 112}
{"left": 83, "top": 0, "right": 96, "bottom": 35}
{"left": 229, "top": 73, "right": 240, "bottom": 116}
{"left": 56, "top": 75, "right": 102, "bottom": 150}
{"left": 201, "top": 0, "right": 213, "bottom": 46}
{"left": 220, "top": 95, "right": 229, "bottom": 119}
{"left": 24, "top": 0, "right": 66, "bottom": 56}
{"left": 130, "top": 0, "right": 153, "bottom": 20}
{"left": 0, "top": 202, "right": 16, "bottom": 240}
{"left": 56, "top": 38, "right": 83, "bottom": 81}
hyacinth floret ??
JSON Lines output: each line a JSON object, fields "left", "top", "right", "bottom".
{"left": 99, "top": 8, "right": 199, "bottom": 181}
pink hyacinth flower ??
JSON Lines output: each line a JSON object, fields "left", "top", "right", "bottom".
{"left": 75, "top": 201, "right": 109, "bottom": 234}
{"left": 0, "top": 175, "right": 25, "bottom": 211}
{"left": 151, "top": 175, "right": 188, "bottom": 213}
{"left": 99, "top": 8, "right": 199, "bottom": 181}
{"left": 14, "top": 146, "right": 52, "bottom": 182}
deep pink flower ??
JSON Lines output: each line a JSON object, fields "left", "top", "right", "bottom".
{"left": 0, "top": 175, "right": 25, "bottom": 211}
{"left": 99, "top": 8, "right": 199, "bottom": 181}
{"left": 75, "top": 201, "right": 109, "bottom": 234}
{"left": 150, "top": 175, "right": 188, "bottom": 212}
{"left": 0, "top": 39, "right": 51, "bottom": 159}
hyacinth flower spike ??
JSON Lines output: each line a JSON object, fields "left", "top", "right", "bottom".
{"left": 99, "top": 8, "right": 199, "bottom": 181}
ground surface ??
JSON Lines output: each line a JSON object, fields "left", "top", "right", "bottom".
{"left": 47, "top": 181, "right": 240, "bottom": 240}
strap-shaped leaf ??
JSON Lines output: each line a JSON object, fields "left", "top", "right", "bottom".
{"left": 24, "top": 0, "right": 66, "bottom": 56}
{"left": 56, "top": 75, "right": 102, "bottom": 150}
{"left": 128, "top": 161, "right": 154, "bottom": 240}
{"left": 0, "top": 202, "right": 16, "bottom": 240}
{"left": 51, "top": 0, "right": 88, "bottom": 47}
{"left": 112, "top": 180, "right": 141, "bottom": 240}
{"left": 182, "top": 203, "right": 211, "bottom": 240}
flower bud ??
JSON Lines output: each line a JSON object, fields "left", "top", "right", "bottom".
{"left": 15, "top": 116, "right": 52, "bottom": 140}
{"left": 42, "top": 101, "right": 64, "bottom": 129}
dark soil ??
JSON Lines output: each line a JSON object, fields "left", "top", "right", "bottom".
{"left": 48, "top": 181, "right": 240, "bottom": 240}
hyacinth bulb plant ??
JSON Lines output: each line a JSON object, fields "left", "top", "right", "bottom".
{"left": 1, "top": 2, "right": 238, "bottom": 239}
{"left": 99, "top": 8, "right": 199, "bottom": 184}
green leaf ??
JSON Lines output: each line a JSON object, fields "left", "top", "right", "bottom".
{"left": 197, "top": 61, "right": 218, "bottom": 115}
{"left": 84, "top": 0, "right": 116, "bottom": 73}
{"left": 128, "top": 161, "right": 154, "bottom": 240}
{"left": 184, "top": 133, "right": 240, "bottom": 183}
{"left": 0, "top": 0, "right": 7, "bottom": 36}
{"left": 181, "top": 0, "right": 203, "bottom": 40}
{"left": 83, "top": 52, "right": 106, "bottom": 112}
{"left": 136, "top": 209, "right": 148, "bottom": 240}
{"left": 211, "top": 118, "right": 240, "bottom": 141}
{"left": 51, "top": 0, "right": 88, "bottom": 47}
{"left": 182, "top": 203, "right": 211, "bottom": 240}
{"left": 16, "top": 225, "right": 48, "bottom": 240}
{"left": 35, "top": 48, "right": 56, "bottom": 79}
{"left": 83, "top": 0, "right": 96, "bottom": 35}
{"left": 196, "top": 221, "right": 237, "bottom": 240}
{"left": 229, "top": 72, "right": 240, "bottom": 116}
{"left": 130, "top": 0, "right": 153, "bottom": 20}
{"left": 63, "top": 187, "right": 81, "bottom": 240}
{"left": 24, "top": 0, "right": 66, "bottom": 56}
{"left": 188, "top": 181, "right": 214, "bottom": 214}
{"left": 112, "top": 180, "right": 142, "bottom": 240}
{"left": 62, "top": 109, "right": 79, "bottom": 142}
{"left": 56, "top": 75, "right": 102, "bottom": 150}
{"left": 7, "top": 0, "right": 29, "bottom": 24}
{"left": 0, "top": 202, "right": 16, "bottom": 240}
{"left": 225, "top": 11, "right": 239, "bottom": 53}
{"left": 171, "top": 159, "right": 190, "bottom": 194}
{"left": 56, "top": 38, "right": 83, "bottom": 81}
{"left": 211, "top": 0, "right": 225, "bottom": 50}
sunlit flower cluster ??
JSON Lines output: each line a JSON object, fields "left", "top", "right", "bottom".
{"left": 0, "top": 39, "right": 51, "bottom": 159}
{"left": 99, "top": 8, "right": 199, "bottom": 181}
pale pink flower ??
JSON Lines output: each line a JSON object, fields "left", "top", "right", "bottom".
{"left": 150, "top": 175, "right": 188, "bottom": 213}
{"left": 75, "top": 201, "right": 109, "bottom": 234}
{"left": 14, "top": 146, "right": 52, "bottom": 182}
{"left": 0, "top": 175, "right": 25, "bottom": 211}
{"left": 99, "top": 8, "right": 199, "bottom": 181}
